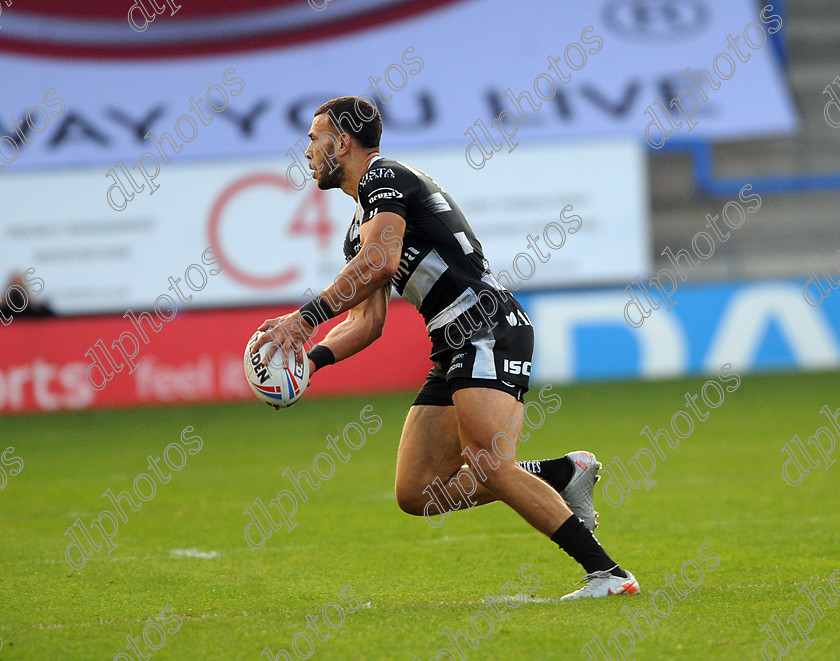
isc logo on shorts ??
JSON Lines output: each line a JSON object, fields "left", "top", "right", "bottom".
{"left": 503, "top": 360, "right": 531, "bottom": 376}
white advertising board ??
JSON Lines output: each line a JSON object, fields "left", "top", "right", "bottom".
{"left": 0, "top": 139, "right": 648, "bottom": 313}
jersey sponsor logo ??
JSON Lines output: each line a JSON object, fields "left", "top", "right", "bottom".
{"left": 359, "top": 167, "right": 396, "bottom": 187}
{"left": 503, "top": 359, "right": 531, "bottom": 376}
{"left": 505, "top": 310, "right": 532, "bottom": 326}
{"left": 367, "top": 187, "right": 404, "bottom": 203}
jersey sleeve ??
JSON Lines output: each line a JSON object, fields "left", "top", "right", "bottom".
{"left": 358, "top": 162, "right": 417, "bottom": 224}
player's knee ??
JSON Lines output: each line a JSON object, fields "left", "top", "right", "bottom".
{"left": 394, "top": 484, "right": 426, "bottom": 516}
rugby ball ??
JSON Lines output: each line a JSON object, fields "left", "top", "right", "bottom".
{"left": 243, "top": 331, "right": 309, "bottom": 407}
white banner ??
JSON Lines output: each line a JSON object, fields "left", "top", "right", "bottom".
{"left": 0, "top": 139, "right": 648, "bottom": 314}
{"left": 0, "top": 0, "right": 796, "bottom": 177}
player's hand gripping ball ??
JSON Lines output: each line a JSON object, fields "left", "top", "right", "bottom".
{"left": 243, "top": 331, "right": 309, "bottom": 408}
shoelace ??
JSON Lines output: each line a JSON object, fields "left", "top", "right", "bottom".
{"left": 575, "top": 565, "right": 620, "bottom": 585}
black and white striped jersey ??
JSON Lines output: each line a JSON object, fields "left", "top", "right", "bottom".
{"left": 342, "top": 156, "right": 507, "bottom": 333}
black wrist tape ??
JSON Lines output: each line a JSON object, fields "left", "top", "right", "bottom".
{"left": 308, "top": 345, "right": 336, "bottom": 372}
{"left": 300, "top": 296, "right": 335, "bottom": 324}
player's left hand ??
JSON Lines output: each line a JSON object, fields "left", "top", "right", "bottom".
{"left": 251, "top": 310, "right": 314, "bottom": 367}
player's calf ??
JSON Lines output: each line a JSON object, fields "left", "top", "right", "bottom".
{"left": 448, "top": 466, "right": 479, "bottom": 509}
{"left": 463, "top": 450, "right": 524, "bottom": 502}
{"left": 461, "top": 446, "right": 501, "bottom": 483}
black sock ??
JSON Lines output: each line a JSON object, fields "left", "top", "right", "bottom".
{"left": 518, "top": 457, "right": 575, "bottom": 490}
{"left": 516, "top": 457, "right": 575, "bottom": 491}
{"left": 543, "top": 457, "right": 575, "bottom": 490}
{"left": 550, "top": 516, "right": 626, "bottom": 577}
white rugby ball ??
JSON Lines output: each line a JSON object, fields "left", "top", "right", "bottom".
{"left": 243, "top": 331, "right": 309, "bottom": 408}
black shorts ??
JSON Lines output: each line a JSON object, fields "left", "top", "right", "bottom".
{"left": 413, "top": 290, "right": 535, "bottom": 406}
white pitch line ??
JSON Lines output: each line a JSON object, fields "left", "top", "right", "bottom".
{"left": 20, "top": 604, "right": 371, "bottom": 633}
{"left": 14, "top": 596, "right": 547, "bottom": 633}
{"left": 449, "top": 596, "right": 562, "bottom": 606}
{"left": 170, "top": 549, "right": 221, "bottom": 559}
{"left": 26, "top": 610, "right": 258, "bottom": 632}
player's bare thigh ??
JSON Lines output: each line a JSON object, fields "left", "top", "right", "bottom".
{"left": 394, "top": 388, "right": 526, "bottom": 514}
{"left": 394, "top": 404, "right": 465, "bottom": 513}
{"left": 452, "top": 387, "right": 524, "bottom": 483}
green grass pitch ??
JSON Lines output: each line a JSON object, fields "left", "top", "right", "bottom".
{"left": 1, "top": 370, "right": 839, "bottom": 660}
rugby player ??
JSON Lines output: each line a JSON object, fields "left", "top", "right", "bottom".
{"left": 251, "top": 96, "right": 638, "bottom": 599}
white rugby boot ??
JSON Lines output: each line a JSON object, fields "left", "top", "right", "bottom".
{"left": 560, "top": 567, "right": 640, "bottom": 600}
{"left": 559, "top": 451, "right": 601, "bottom": 531}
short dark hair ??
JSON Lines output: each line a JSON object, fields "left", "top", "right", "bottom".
{"left": 314, "top": 96, "right": 382, "bottom": 149}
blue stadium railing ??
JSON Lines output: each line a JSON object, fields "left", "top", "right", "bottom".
{"left": 652, "top": 0, "right": 840, "bottom": 197}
